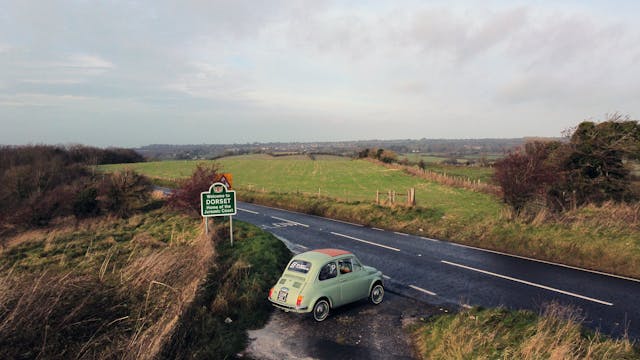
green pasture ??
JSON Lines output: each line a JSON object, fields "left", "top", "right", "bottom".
{"left": 401, "top": 153, "right": 450, "bottom": 163}
{"left": 422, "top": 163, "right": 495, "bottom": 183}
{"left": 401, "top": 153, "right": 502, "bottom": 163}
{"left": 99, "top": 154, "right": 503, "bottom": 222}
{"left": 399, "top": 153, "right": 497, "bottom": 183}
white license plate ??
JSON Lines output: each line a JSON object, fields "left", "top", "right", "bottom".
{"left": 278, "top": 289, "right": 288, "bottom": 302}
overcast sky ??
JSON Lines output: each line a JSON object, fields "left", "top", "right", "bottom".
{"left": 1, "top": 0, "right": 639, "bottom": 147}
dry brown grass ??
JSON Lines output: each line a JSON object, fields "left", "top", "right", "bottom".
{"left": 121, "top": 229, "right": 214, "bottom": 360}
{"left": 0, "top": 270, "right": 131, "bottom": 359}
{"left": 0, "top": 211, "right": 214, "bottom": 360}
{"left": 412, "top": 303, "right": 638, "bottom": 360}
{"left": 558, "top": 201, "right": 640, "bottom": 230}
{"left": 505, "top": 201, "right": 640, "bottom": 230}
{"left": 209, "top": 258, "right": 252, "bottom": 314}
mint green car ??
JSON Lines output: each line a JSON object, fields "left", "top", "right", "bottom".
{"left": 268, "top": 248, "right": 384, "bottom": 321}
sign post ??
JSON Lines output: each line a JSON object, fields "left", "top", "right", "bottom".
{"left": 201, "top": 182, "right": 237, "bottom": 246}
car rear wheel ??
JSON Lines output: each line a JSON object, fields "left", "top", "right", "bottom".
{"left": 369, "top": 283, "right": 384, "bottom": 305}
{"left": 312, "top": 299, "right": 330, "bottom": 322}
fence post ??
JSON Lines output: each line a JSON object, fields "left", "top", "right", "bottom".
{"left": 376, "top": 189, "right": 379, "bottom": 204}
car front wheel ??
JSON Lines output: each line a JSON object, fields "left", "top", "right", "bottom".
{"left": 369, "top": 283, "right": 384, "bottom": 305}
{"left": 312, "top": 299, "right": 330, "bottom": 322}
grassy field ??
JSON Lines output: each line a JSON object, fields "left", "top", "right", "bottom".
{"left": 401, "top": 153, "right": 503, "bottom": 162}
{"left": 411, "top": 304, "right": 638, "bottom": 359}
{"left": 100, "top": 154, "right": 503, "bottom": 223}
{"left": 421, "top": 163, "right": 495, "bottom": 183}
{"left": 399, "top": 153, "right": 497, "bottom": 183}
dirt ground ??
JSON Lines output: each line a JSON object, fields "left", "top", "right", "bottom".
{"left": 241, "top": 291, "right": 445, "bottom": 360}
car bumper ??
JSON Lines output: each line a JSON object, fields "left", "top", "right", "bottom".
{"left": 268, "top": 298, "right": 309, "bottom": 313}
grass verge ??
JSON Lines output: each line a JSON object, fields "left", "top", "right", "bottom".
{"left": 411, "top": 303, "right": 638, "bottom": 359}
{"left": 162, "top": 219, "right": 291, "bottom": 359}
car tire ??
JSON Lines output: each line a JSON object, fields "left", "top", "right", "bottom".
{"left": 312, "top": 299, "right": 330, "bottom": 322}
{"left": 369, "top": 283, "right": 384, "bottom": 305}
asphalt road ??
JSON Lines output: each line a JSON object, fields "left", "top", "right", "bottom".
{"left": 234, "top": 201, "right": 640, "bottom": 340}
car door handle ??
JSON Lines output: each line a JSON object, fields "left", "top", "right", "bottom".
{"left": 339, "top": 278, "right": 346, "bottom": 283}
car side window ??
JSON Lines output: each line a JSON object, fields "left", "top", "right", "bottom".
{"left": 351, "top": 258, "right": 362, "bottom": 272}
{"left": 339, "top": 259, "right": 353, "bottom": 274}
{"left": 319, "top": 262, "right": 338, "bottom": 281}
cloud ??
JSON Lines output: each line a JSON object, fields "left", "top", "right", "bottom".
{"left": 1, "top": 1, "right": 639, "bottom": 146}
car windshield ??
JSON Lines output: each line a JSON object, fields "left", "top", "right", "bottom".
{"left": 287, "top": 259, "right": 312, "bottom": 274}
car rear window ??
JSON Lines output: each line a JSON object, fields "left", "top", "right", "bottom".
{"left": 287, "top": 260, "right": 312, "bottom": 274}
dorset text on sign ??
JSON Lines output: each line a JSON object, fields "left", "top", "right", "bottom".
{"left": 201, "top": 182, "right": 237, "bottom": 217}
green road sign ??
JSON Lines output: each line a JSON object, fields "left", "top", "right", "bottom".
{"left": 201, "top": 182, "right": 237, "bottom": 217}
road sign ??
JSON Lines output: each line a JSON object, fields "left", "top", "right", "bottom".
{"left": 201, "top": 182, "right": 237, "bottom": 217}
{"left": 215, "top": 173, "right": 233, "bottom": 189}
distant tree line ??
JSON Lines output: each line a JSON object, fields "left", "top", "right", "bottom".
{"left": 357, "top": 148, "right": 399, "bottom": 163}
{"left": 0, "top": 145, "right": 149, "bottom": 237}
{"left": 138, "top": 139, "right": 528, "bottom": 161}
{"left": 494, "top": 116, "right": 640, "bottom": 214}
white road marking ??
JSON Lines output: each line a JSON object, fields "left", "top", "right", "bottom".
{"left": 448, "top": 243, "right": 640, "bottom": 283}
{"left": 270, "top": 216, "right": 309, "bottom": 228}
{"left": 238, "top": 208, "right": 259, "bottom": 214}
{"left": 441, "top": 260, "right": 614, "bottom": 306}
{"left": 394, "top": 232, "right": 409, "bottom": 236}
{"left": 461, "top": 304, "right": 473, "bottom": 309}
{"left": 420, "top": 236, "right": 439, "bottom": 242}
{"left": 330, "top": 232, "right": 401, "bottom": 252}
{"left": 383, "top": 275, "right": 391, "bottom": 280}
{"left": 372, "top": 227, "right": 384, "bottom": 231}
{"left": 297, "top": 244, "right": 309, "bottom": 250}
{"left": 409, "top": 285, "right": 437, "bottom": 296}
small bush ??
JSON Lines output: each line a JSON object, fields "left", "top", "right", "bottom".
{"left": 493, "top": 141, "right": 559, "bottom": 214}
{"left": 73, "top": 186, "right": 100, "bottom": 219}
{"left": 99, "top": 170, "right": 152, "bottom": 218}
{"left": 166, "top": 163, "right": 220, "bottom": 216}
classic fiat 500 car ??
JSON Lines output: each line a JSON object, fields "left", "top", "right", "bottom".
{"left": 268, "top": 248, "right": 384, "bottom": 321}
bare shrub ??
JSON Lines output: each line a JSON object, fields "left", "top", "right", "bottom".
{"left": 494, "top": 141, "right": 560, "bottom": 214}
{"left": 166, "top": 163, "right": 220, "bottom": 216}
{"left": 99, "top": 169, "right": 152, "bottom": 218}
{"left": 0, "top": 145, "right": 146, "bottom": 231}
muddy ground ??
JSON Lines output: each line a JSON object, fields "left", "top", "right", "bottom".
{"left": 241, "top": 291, "right": 448, "bottom": 360}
